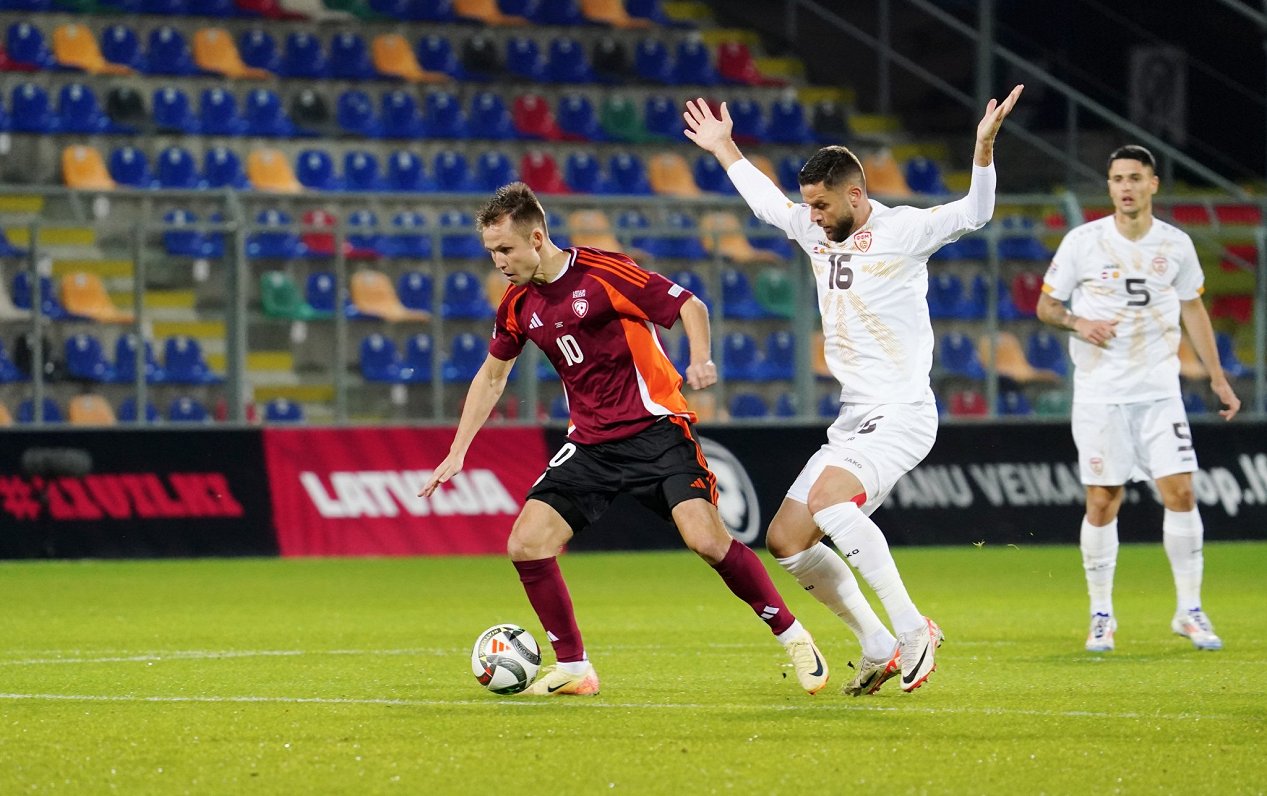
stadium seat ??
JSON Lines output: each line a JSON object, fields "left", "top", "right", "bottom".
{"left": 351, "top": 269, "right": 429, "bottom": 321}
{"left": 643, "top": 94, "right": 679, "bottom": 139}
{"left": 997, "top": 389, "right": 1032, "bottom": 416}
{"left": 441, "top": 270, "right": 492, "bottom": 319}
{"left": 774, "top": 392, "right": 798, "bottom": 417}
{"left": 153, "top": 86, "right": 199, "bottom": 133}
{"left": 545, "top": 36, "right": 595, "bottom": 83}
{"left": 104, "top": 85, "right": 147, "bottom": 133}
{"left": 343, "top": 151, "right": 385, "bottom": 191}
{"left": 430, "top": 150, "right": 472, "bottom": 192}
{"left": 194, "top": 27, "right": 271, "bottom": 79}
{"left": 609, "top": 152, "right": 652, "bottom": 194}
{"left": 565, "top": 152, "right": 613, "bottom": 194}
{"left": 1214, "top": 203, "right": 1263, "bottom": 225}
{"left": 756, "top": 330, "right": 796, "bottom": 381}
{"left": 164, "top": 336, "right": 221, "bottom": 384}
{"left": 754, "top": 268, "right": 795, "bottom": 317}
{"left": 401, "top": 333, "right": 434, "bottom": 382}
{"left": 669, "top": 269, "right": 711, "bottom": 310}
{"left": 296, "top": 149, "right": 341, "bottom": 191}
{"left": 113, "top": 334, "right": 167, "bottom": 384}
{"left": 671, "top": 38, "right": 717, "bottom": 85}
{"left": 0, "top": 339, "right": 23, "bottom": 383}
{"left": 417, "top": 33, "right": 465, "bottom": 79}
{"left": 768, "top": 97, "right": 815, "bottom": 144}
{"left": 291, "top": 88, "right": 330, "bottom": 136}
{"left": 720, "top": 268, "right": 771, "bottom": 320}
{"left": 578, "top": 0, "right": 649, "bottom": 26}
{"left": 558, "top": 94, "right": 605, "bottom": 141}
{"left": 62, "top": 272, "right": 134, "bottom": 323}
{"left": 567, "top": 209, "right": 623, "bottom": 251}
{"left": 65, "top": 333, "right": 116, "bottom": 382}
{"left": 299, "top": 208, "right": 340, "bottom": 258}
{"left": 17, "top": 397, "right": 64, "bottom": 424}
{"left": 727, "top": 97, "right": 767, "bottom": 145}
{"left": 701, "top": 211, "right": 780, "bottom": 264}
{"left": 512, "top": 93, "right": 562, "bottom": 140}
{"left": 372, "top": 33, "right": 447, "bottom": 83}
{"left": 592, "top": 35, "right": 632, "bottom": 84}
{"left": 279, "top": 31, "right": 326, "bottom": 78}
{"left": 57, "top": 83, "right": 112, "bottom": 134}
{"left": 1216, "top": 331, "right": 1251, "bottom": 378}
{"left": 397, "top": 270, "right": 433, "bottom": 312}
{"left": 263, "top": 397, "right": 304, "bottom": 423}
{"left": 693, "top": 155, "right": 737, "bottom": 194}
{"left": 454, "top": 0, "right": 530, "bottom": 25}
{"left": 336, "top": 89, "right": 382, "bottom": 138}
{"left": 458, "top": 31, "right": 502, "bottom": 80}
{"left": 53, "top": 23, "right": 132, "bottom": 75}
{"left": 67, "top": 394, "right": 116, "bottom": 426}
{"left": 661, "top": 211, "right": 707, "bottom": 260}
{"left": 520, "top": 151, "right": 570, "bottom": 194}
{"left": 13, "top": 272, "right": 73, "bottom": 319}
{"left": 469, "top": 91, "right": 517, "bottom": 140}
{"left": 905, "top": 156, "right": 949, "bottom": 194}
{"left": 118, "top": 396, "right": 161, "bottom": 424}
{"left": 721, "top": 332, "right": 760, "bottom": 381}
{"left": 244, "top": 89, "right": 295, "bottom": 137}
{"left": 360, "top": 333, "right": 405, "bottom": 382}
{"left": 1010, "top": 271, "right": 1044, "bottom": 317}
{"left": 940, "top": 332, "right": 985, "bottom": 379}
{"left": 861, "top": 150, "right": 913, "bottom": 197}
{"left": 979, "top": 331, "right": 1059, "bottom": 384}
{"left": 237, "top": 28, "right": 280, "bottom": 71}
{"left": 776, "top": 155, "right": 802, "bottom": 191}
{"left": 304, "top": 272, "right": 340, "bottom": 316}
{"left": 599, "top": 95, "right": 648, "bottom": 143}
{"left": 1026, "top": 330, "right": 1068, "bottom": 378}
{"left": 203, "top": 145, "right": 247, "bottom": 189}
{"left": 1034, "top": 389, "right": 1072, "bottom": 417}
{"left": 633, "top": 38, "right": 672, "bottom": 83}
{"left": 260, "top": 271, "right": 320, "bottom": 320}
{"left": 999, "top": 217, "right": 1051, "bottom": 260}
{"left": 162, "top": 209, "right": 220, "bottom": 258}
{"left": 948, "top": 389, "right": 987, "bottom": 417}
{"left": 6, "top": 22, "right": 54, "bottom": 70}
{"left": 442, "top": 332, "right": 485, "bottom": 382}
{"left": 329, "top": 31, "right": 377, "bottom": 80}
{"left": 718, "top": 40, "right": 783, "bottom": 86}
{"left": 811, "top": 100, "right": 849, "bottom": 144}
{"left": 474, "top": 151, "right": 516, "bottom": 192}
{"left": 1182, "top": 391, "right": 1209, "bottom": 414}
{"left": 424, "top": 90, "right": 467, "bottom": 138}
{"left": 390, "top": 212, "right": 434, "bottom": 258}
{"left": 11, "top": 83, "right": 55, "bottom": 134}
{"left": 648, "top": 152, "right": 701, "bottom": 197}
{"left": 247, "top": 148, "right": 301, "bottom": 193}
{"left": 167, "top": 396, "right": 209, "bottom": 423}
{"left": 98, "top": 23, "right": 146, "bottom": 72}
{"left": 927, "top": 273, "right": 967, "bottom": 320}
{"left": 504, "top": 34, "right": 544, "bottom": 81}
{"left": 248, "top": 209, "right": 304, "bottom": 258}
{"left": 729, "top": 392, "right": 769, "bottom": 419}
{"left": 380, "top": 89, "right": 424, "bottom": 139}
{"left": 967, "top": 273, "right": 1019, "bottom": 320}
{"left": 147, "top": 25, "right": 197, "bottom": 75}
{"left": 108, "top": 145, "right": 155, "bottom": 188}
{"left": 439, "top": 210, "right": 483, "bottom": 258}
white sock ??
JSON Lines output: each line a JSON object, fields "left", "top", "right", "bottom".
{"left": 558, "top": 659, "right": 590, "bottom": 675}
{"left": 813, "top": 502, "right": 923, "bottom": 636}
{"left": 1081, "top": 516, "right": 1118, "bottom": 616}
{"left": 1163, "top": 508, "right": 1204, "bottom": 612}
{"left": 777, "top": 542, "right": 895, "bottom": 659}
{"left": 775, "top": 619, "right": 807, "bottom": 646}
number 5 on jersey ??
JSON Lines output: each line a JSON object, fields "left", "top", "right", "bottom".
{"left": 829, "top": 253, "right": 853, "bottom": 290}
{"left": 556, "top": 334, "right": 584, "bottom": 366}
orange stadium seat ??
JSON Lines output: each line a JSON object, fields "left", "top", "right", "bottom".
{"left": 484, "top": 270, "right": 510, "bottom": 309}
{"left": 372, "top": 34, "right": 449, "bottom": 83}
{"left": 247, "top": 148, "right": 301, "bottom": 193}
{"left": 193, "top": 28, "right": 272, "bottom": 79}
{"left": 747, "top": 154, "right": 783, "bottom": 188}
{"left": 1178, "top": 336, "right": 1208, "bottom": 380}
{"left": 61, "top": 272, "right": 134, "bottom": 323}
{"left": 811, "top": 332, "right": 831, "bottom": 378}
{"left": 978, "top": 331, "right": 1059, "bottom": 384}
{"left": 0, "top": 403, "right": 12, "bottom": 427}
{"left": 861, "top": 150, "right": 913, "bottom": 198}
{"left": 688, "top": 391, "right": 720, "bottom": 422}
{"left": 68, "top": 394, "right": 117, "bottom": 426}
{"left": 62, "top": 145, "right": 116, "bottom": 190}
{"left": 454, "top": 0, "right": 530, "bottom": 25}
{"left": 580, "top": 0, "right": 653, "bottom": 27}
{"left": 53, "top": 24, "right": 133, "bottom": 75}
{"left": 648, "top": 152, "right": 702, "bottom": 197}
{"left": 350, "top": 270, "right": 431, "bottom": 322}
{"left": 700, "top": 211, "right": 781, "bottom": 264}
{"left": 566, "top": 210, "right": 624, "bottom": 251}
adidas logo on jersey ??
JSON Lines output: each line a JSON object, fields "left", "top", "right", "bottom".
{"left": 528, "top": 312, "right": 543, "bottom": 330}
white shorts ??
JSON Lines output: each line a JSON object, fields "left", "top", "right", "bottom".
{"left": 1071, "top": 397, "right": 1198, "bottom": 485}
{"left": 786, "top": 391, "right": 938, "bottom": 516}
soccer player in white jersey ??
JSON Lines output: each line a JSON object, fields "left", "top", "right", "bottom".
{"left": 1036, "top": 145, "right": 1240, "bottom": 653}
{"left": 684, "top": 84, "right": 1024, "bottom": 695}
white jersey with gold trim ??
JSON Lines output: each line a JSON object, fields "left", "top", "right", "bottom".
{"left": 1043, "top": 216, "right": 1203, "bottom": 404}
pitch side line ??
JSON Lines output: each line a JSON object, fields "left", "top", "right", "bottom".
{"left": 0, "top": 649, "right": 445, "bottom": 666}
{"left": 0, "top": 692, "right": 1241, "bottom": 722}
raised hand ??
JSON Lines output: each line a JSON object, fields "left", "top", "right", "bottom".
{"left": 683, "top": 97, "right": 734, "bottom": 155}
{"left": 977, "top": 84, "right": 1024, "bottom": 146}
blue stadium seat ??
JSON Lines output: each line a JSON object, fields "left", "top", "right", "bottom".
{"left": 418, "top": 33, "right": 465, "bottom": 79}
{"left": 721, "top": 332, "right": 760, "bottom": 381}
{"left": 0, "top": 339, "right": 23, "bottom": 383}
{"left": 198, "top": 87, "right": 246, "bottom": 135}
{"left": 390, "top": 212, "right": 433, "bottom": 258}
{"left": 397, "top": 270, "right": 433, "bottom": 312}
{"left": 694, "top": 155, "right": 737, "bottom": 194}
{"left": 248, "top": 209, "right": 304, "bottom": 259}
{"left": 244, "top": 89, "right": 294, "bottom": 137}
{"left": 745, "top": 214, "right": 793, "bottom": 259}
{"left": 756, "top": 330, "right": 796, "bottom": 381}
{"left": 442, "top": 270, "right": 492, "bottom": 318}
{"left": 386, "top": 150, "right": 432, "bottom": 192}
{"left": 6, "top": 22, "right": 54, "bottom": 70}
{"left": 729, "top": 97, "right": 767, "bottom": 143}
{"left": 968, "top": 273, "right": 1019, "bottom": 321}
{"left": 156, "top": 146, "right": 200, "bottom": 189}
{"left": 425, "top": 90, "right": 468, "bottom": 139}
{"left": 100, "top": 23, "right": 147, "bottom": 72}
{"left": 1026, "top": 330, "right": 1067, "bottom": 377}
{"left": 57, "top": 84, "right": 111, "bottom": 134}
{"left": 347, "top": 209, "right": 386, "bottom": 257}
{"left": 280, "top": 31, "right": 327, "bottom": 78}
{"left": 565, "top": 152, "right": 612, "bottom": 194}
{"left": 401, "top": 333, "right": 433, "bottom": 383}
{"left": 168, "top": 396, "right": 209, "bottom": 423}
{"left": 343, "top": 151, "right": 384, "bottom": 192}
{"left": 0, "top": 92, "right": 9, "bottom": 133}
{"left": 113, "top": 334, "right": 167, "bottom": 384}
{"left": 433, "top": 151, "right": 475, "bottom": 192}
{"left": 774, "top": 392, "right": 798, "bottom": 417}
{"left": 109, "top": 145, "right": 155, "bottom": 188}
{"left": 361, "top": 333, "right": 405, "bottom": 382}
{"left": 633, "top": 38, "right": 672, "bottom": 83}
{"left": 643, "top": 95, "right": 678, "bottom": 138}
{"left": 721, "top": 268, "right": 771, "bottom": 319}
{"left": 935, "top": 237, "right": 989, "bottom": 261}
{"left": 65, "top": 333, "right": 116, "bottom": 382}
{"left": 940, "top": 332, "right": 985, "bottom": 379}
{"left": 142, "top": 0, "right": 186, "bottom": 13}
{"left": 329, "top": 31, "right": 377, "bottom": 80}
{"left": 663, "top": 211, "right": 709, "bottom": 260}
{"left": 442, "top": 332, "right": 484, "bottom": 382}
{"left": 237, "top": 28, "right": 279, "bottom": 72}
{"left": 469, "top": 91, "right": 517, "bottom": 140}
{"left": 203, "top": 146, "right": 247, "bottom": 189}
{"left": 164, "top": 335, "right": 221, "bottom": 384}
{"left": 767, "top": 97, "right": 815, "bottom": 144}
{"left": 547, "top": 210, "right": 570, "bottom": 248}
{"left": 615, "top": 209, "right": 664, "bottom": 257}
{"left": 146, "top": 25, "right": 196, "bottom": 75}
{"left": 12, "top": 272, "right": 70, "bottom": 319}
{"left": 729, "top": 392, "right": 769, "bottom": 419}
{"left": 1216, "top": 332, "right": 1251, "bottom": 378}
{"left": 152, "top": 86, "right": 198, "bottom": 133}
{"left": 296, "top": 149, "right": 341, "bottom": 191}
{"left": 549, "top": 394, "right": 570, "bottom": 420}
{"left": 818, "top": 392, "right": 841, "bottom": 418}
{"left": 557, "top": 94, "right": 605, "bottom": 141}
{"left": 337, "top": 89, "right": 382, "bottom": 138}
{"left": 905, "top": 156, "right": 949, "bottom": 195}
{"left": 668, "top": 269, "right": 712, "bottom": 310}
{"left": 305, "top": 272, "right": 338, "bottom": 316}
{"left": 671, "top": 39, "right": 717, "bottom": 85}
{"left": 545, "top": 36, "right": 595, "bottom": 83}
{"left": 609, "top": 152, "right": 652, "bottom": 195}
{"left": 263, "top": 397, "right": 303, "bottom": 423}
{"left": 998, "top": 390, "right": 1032, "bottom": 416}
{"left": 10, "top": 83, "right": 55, "bottom": 134}
{"left": 505, "top": 35, "right": 544, "bottom": 81}
{"left": 998, "top": 216, "right": 1052, "bottom": 261}
{"left": 381, "top": 89, "right": 425, "bottom": 139}
{"left": 927, "top": 273, "right": 966, "bottom": 320}
{"left": 474, "top": 151, "right": 516, "bottom": 192}
{"left": 118, "top": 396, "right": 161, "bottom": 423}
{"left": 17, "top": 398, "right": 63, "bottom": 424}
{"left": 163, "top": 209, "right": 222, "bottom": 258}
{"left": 532, "top": 0, "right": 584, "bottom": 25}
{"left": 776, "top": 155, "right": 802, "bottom": 191}
{"left": 370, "top": 0, "right": 454, "bottom": 20}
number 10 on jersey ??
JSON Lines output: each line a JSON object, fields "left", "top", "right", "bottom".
{"left": 556, "top": 334, "right": 584, "bottom": 366}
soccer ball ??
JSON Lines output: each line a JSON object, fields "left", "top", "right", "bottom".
{"left": 471, "top": 624, "right": 541, "bottom": 695}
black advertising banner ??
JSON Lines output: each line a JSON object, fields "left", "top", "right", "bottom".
{"left": 557, "top": 421, "right": 1267, "bottom": 550}
{"left": 0, "top": 429, "right": 276, "bottom": 559}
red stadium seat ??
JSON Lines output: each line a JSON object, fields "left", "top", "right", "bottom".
{"left": 717, "top": 41, "right": 785, "bottom": 86}
{"left": 520, "top": 151, "right": 571, "bottom": 194}
{"left": 1214, "top": 203, "right": 1263, "bottom": 225}
{"left": 949, "top": 389, "right": 988, "bottom": 417}
{"left": 1168, "top": 203, "right": 1211, "bottom": 225}
{"left": 1220, "top": 244, "right": 1257, "bottom": 273}
{"left": 512, "top": 94, "right": 563, "bottom": 140}
{"left": 1010, "top": 271, "right": 1044, "bottom": 317}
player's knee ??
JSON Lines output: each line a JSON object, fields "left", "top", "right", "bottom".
{"left": 765, "top": 516, "right": 806, "bottom": 559}
{"left": 1161, "top": 484, "right": 1195, "bottom": 511}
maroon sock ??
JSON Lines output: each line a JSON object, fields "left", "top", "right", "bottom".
{"left": 711, "top": 539, "right": 796, "bottom": 635}
{"left": 513, "top": 557, "right": 585, "bottom": 663}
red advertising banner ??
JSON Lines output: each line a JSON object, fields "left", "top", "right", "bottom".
{"left": 262, "top": 427, "right": 549, "bottom": 556}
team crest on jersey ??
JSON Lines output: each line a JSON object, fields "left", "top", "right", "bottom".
{"left": 1152, "top": 257, "right": 1168, "bottom": 275}
{"left": 1089, "top": 457, "right": 1104, "bottom": 476}
{"left": 572, "top": 298, "right": 589, "bottom": 318}
{"left": 853, "top": 231, "right": 872, "bottom": 252}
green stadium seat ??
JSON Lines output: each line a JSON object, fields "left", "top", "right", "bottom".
{"left": 1034, "top": 390, "right": 1071, "bottom": 416}
{"left": 260, "top": 271, "right": 321, "bottom": 321}
{"left": 754, "top": 268, "right": 795, "bottom": 318}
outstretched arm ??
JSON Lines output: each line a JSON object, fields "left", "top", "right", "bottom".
{"left": 682, "top": 98, "right": 743, "bottom": 169}
{"left": 974, "top": 84, "right": 1024, "bottom": 167}
{"left": 677, "top": 296, "right": 717, "bottom": 391}
{"left": 1180, "top": 297, "right": 1240, "bottom": 420}
{"left": 419, "top": 353, "right": 517, "bottom": 496}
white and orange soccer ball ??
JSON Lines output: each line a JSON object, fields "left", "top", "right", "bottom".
{"left": 471, "top": 624, "right": 541, "bottom": 694}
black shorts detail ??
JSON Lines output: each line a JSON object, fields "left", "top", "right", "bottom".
{"left": 526, "top": 417, "right": 717, "bottom": 532}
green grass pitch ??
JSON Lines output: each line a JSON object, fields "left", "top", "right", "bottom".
{"left": 1, "top": 542, "right": 1264, "bottom": 794}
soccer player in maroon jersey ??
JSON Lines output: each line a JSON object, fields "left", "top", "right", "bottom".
{"left": 421, "top": 182, "right": 829, "bottom": 696}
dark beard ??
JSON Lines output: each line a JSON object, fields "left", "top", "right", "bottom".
{"left": 826, "top": 218, "right": 855, "bottom": 242}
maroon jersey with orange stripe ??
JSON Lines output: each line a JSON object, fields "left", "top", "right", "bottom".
{"left": 488, "top": 247, "right": 696, "bottom": 443}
